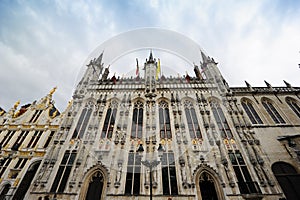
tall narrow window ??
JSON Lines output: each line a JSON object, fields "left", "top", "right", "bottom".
{"left": 0, "top": 184, "right": 11, "bottom": 200}
{"left": 50, "top": 150, "right": 77, "bottom": 193}
{"left": 287, "top": 98, "right": 300, "bottom": 119}
{"left": 72, "top": 107, "right": 93, "bottom": 139}
{"left": 0, "top": 130, "right": 16, "bottom": 148}
{"left": 26, "top": 131, "right": 43, "bottom": 148}
{"left": 211, "top": 101, "right": 233, "bottom": 139}
{"left": 161, "top": 152, "right": 178, "bottom": 195}
{"left": 159, "top": 101, "right": 172, "bottom": 139}
{"left": 229, "top": 151, "right": 261, "bottom": 194}
{"left": 0, "top": 158, "right": 12, "bottom": 178}
{"left": 29, "top": 110, "right": 42, "bottom": 123}
{"left": 131, "top": 101, "right": 143, "bottom": 139}
{"left": 125, "top": 151, "right": 141, "bottom": 195}
{"left": 12, "top": 131, "right": 29, "bottom": 151}
{"left": 272, "top": 162, "right": 300, "bottom": 199}
{"left": 43, "top": 131, "right": 55, "bottom": 148}
{"left": 262, "top": 99, "right": 285, "bottom": 124}
{"left": 241, "top": 100, "right": 263, "bottom": 124}
{"left": 184, "top": 100, "right": 202, "bottom": 139}
{"left": 101, "top": 101, "right": 118, "bottom": 139}
{"left": 85, "top": 171, "right": 104, "bottom": 200}
{"left": 12, "top": 161, "right": 41, "bottom": 200}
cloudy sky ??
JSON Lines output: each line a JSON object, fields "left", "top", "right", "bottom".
{"left": 1, "top": 0, "right": 300, "bottom": 112}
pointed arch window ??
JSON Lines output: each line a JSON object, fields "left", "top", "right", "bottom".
{"left": 159, "top": 101, "right": 172, "bottom": 139}
{"left": 131, "top": 101, "right": 144, "bottom": 139}
{"left": 241, "top": 100, "right": 263, "bottom": 124}
{"left": 125, "top": 151, "right": 141, "bottom": 195}
{"left": 101, "top": 100, "right": 118, "bottom": 139}
{"left": 183, "top": 100, "right": 202, "bottom": 139}
{"left": 0, "top": 184, "right": 11, "bottom": 200}
{"left": 50, "top": 150, "right": 77, "bottom": 193}
{"left": 210, "top": 101, "right": 233, "bottom": 139}
{"left": 72, "top": 106, "right": 93, "bottom": 139}
{"left": 286, "top": 98, "right": 300, "bottom": 118}
{"left": 262, "top": 99, "right": 285, "bottom": 124}
{"left": 85, "top": 171, "right": 104, "bottom": 200}
{"left": 12, "top": 161, "right": 41, "bottom": 200}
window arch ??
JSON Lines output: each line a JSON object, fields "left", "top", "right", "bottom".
{"left": 241, "top": 99, "right": 263, "bottom": 124}
{"left": 262, "top": 98, "right": 285, "bottom": 124}
{"left": 79, "top": 167, "right": 107, "bottom": 200}
{"left": 272, "top": 162, "right": 300, "bottom": 199}
{"left": 210, "top": 100, "right": 233, "bottom": 139}
{"left": 159, "top": 100, "right": 172, "bottom": 139}
{"left": 183, "top": 100, "right": 202, "bottom": 139}
{"left": 131, "top": 101, "right": 144, "bottom": 139}
{"left": 85, "top": 171, "right": 104, "bottom": 200}
{"left": 195, "top": 168, "right": 225, "bottom": 200}
{"left": 286, "top": 97, "right": 300, "bottom": 119}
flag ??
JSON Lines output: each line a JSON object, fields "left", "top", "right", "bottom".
{"left": 136, "top": 58, "right": 139, "bottom": 76}
{"left": 156, "top": 58, "right": 160, "bottom": 80}
{"left": 185, "top": 71, "right": 191, "bottom": 83}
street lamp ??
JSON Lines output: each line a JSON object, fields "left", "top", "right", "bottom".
{"left": 141, "top": 160, "right": 160, "bottom": 200}
{"left": 137, "top": 143, "right": 164, "bottom": 200}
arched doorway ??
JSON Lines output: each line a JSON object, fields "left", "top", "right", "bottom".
{"left": 199, "top": 172, "right": 218, "bottom": 200}
{"left": 79, "top": 167, "right": 107, "bottom": 200}
{"left": 85, "top": 171, "right": 104, "bottom": 200}
{"left": 196, "top": 168, "right": 224, "bottom": 200}
{"left": 12, "top": 161, "right": 41, "bottom": 200}
{"left": 272, "top": 162, "right": 300, "bottom": 200}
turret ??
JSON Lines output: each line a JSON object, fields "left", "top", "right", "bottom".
{"left": 144, "top": 51, "right": 158, "bottom": 98}
{"left": 200, "top": 51, "right": 229, "bottom": 94}
{"left": 73, "top": 52, "right": 104, "bottom": 99}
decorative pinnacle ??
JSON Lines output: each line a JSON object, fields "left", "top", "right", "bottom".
{"left": 14, "top": 100, "right": 20, "bottom": 109}
{"left": 49, "top": 86, "right": 57, "bottom": 96}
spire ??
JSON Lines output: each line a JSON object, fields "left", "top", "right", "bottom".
{"left": 149, "top": 50, "right": 153, "bottom": 61}
{"left": 283, "top": 80, "right": 292, "bottom": 88}
{"left": 245, "top": 81, "right": 254, "bottom": 92}
{"left": 201, "top": 51, "right": 209, "bottom": 64}
{"left": 146, "top": 50, "right": 155, "bottom": 63}
{"left": 264, "top": 80, "right": 274, "bottom": 91}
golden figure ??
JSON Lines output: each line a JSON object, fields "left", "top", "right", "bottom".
{"left": 49, "top": 86, "right": 57, "bottom": 96}
{"left": 14, "top": 100, "right": 20, "bottom": 109}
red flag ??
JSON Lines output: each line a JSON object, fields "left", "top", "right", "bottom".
{"left": 185, "top": 72, "right": 191, "bottom": 83}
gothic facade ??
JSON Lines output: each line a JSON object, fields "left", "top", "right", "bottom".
{"left": 1, "top": 34, "right": 300, "bottom": 200}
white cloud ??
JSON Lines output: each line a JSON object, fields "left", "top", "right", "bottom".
{"left": 0, "top": 0, "right": 300, "bottom": 111}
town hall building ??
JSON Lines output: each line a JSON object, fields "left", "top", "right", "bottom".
{"left": 0, "top": 29, "right": 300, "bottom": 200}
